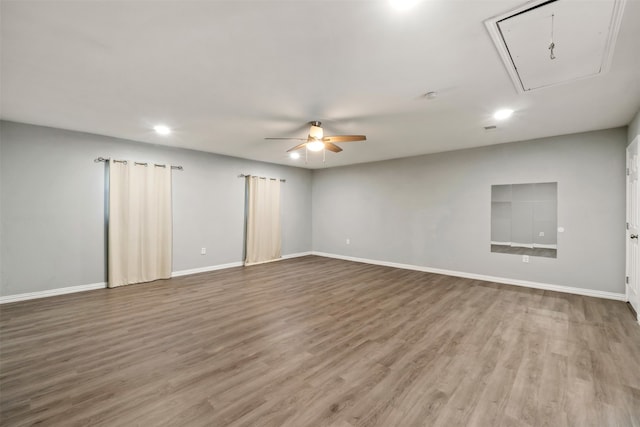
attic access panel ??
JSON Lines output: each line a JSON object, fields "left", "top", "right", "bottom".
{"left": 484, "top": 0, "right": 626, "bottom": 93}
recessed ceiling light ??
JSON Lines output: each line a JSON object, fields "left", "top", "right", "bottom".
{"left": 290, "top": 152, "right": 300, "bottom": 159}
{"left": 153, "top": 125, "right": 171, "bottom": 135}
{"left": 493, "top": 109, "right": 514, "bottom": 120}
{"left": 390, "top": 0, "right": 419, "bottom": 11}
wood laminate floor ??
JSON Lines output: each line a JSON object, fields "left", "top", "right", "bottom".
{"left": 1, "top": 256, "right": 639, "bottom": 426}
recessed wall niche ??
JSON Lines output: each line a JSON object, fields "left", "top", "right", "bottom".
{"left": 491, "top": 182, "right": 557, "bottom": 258}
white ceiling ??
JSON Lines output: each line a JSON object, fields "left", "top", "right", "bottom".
{"left": 1, "top": 0, "right": 639, "bottom": 169}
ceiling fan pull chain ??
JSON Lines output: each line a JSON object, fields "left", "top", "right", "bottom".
{"left": 548, "top": 13, "right": 556, "bottom": 60}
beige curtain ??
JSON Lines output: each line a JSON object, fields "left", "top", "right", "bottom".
{"left": 108, "top": 160, "right": 172, "bottom": 288}
{"left": 245, "top": 176, "right": 281, "bottom": 265}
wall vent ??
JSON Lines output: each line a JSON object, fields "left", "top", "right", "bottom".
{"left": 484, "top": 125, "right": 498, "bottom": 131}
{"left": 484, "top": 0, "right": 627, "bottom": 93}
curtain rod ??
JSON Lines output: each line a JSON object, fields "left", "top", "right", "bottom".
{"left": 238, "top": 174, "right": 286, "bottom": 183}
{"left": 94, "top": 157, "right": 183, "bottom": 170}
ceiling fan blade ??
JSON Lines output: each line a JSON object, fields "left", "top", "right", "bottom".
{"left": 286, "top": 142, "right": 308, "bottom": 152}
{"left": 265, "top": 137, "right": 308, "bottom": 141}
{"left": 324, "top": 143, "right": 343, "bottom": 153}
{"left": 322, "top": 135, "right": 366, "bottom": 143}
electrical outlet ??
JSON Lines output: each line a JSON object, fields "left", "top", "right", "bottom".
{"left": 538, "top": 231, "right": 545, "bottom": 237}
{"left": 346, "top": 238, "right": 350, "bottom": 245}
{"left": 201, "top": 248, "right": 206, "bottom": 255}
{"left": 522, "top": 255, "right": 529, "bottom": 263}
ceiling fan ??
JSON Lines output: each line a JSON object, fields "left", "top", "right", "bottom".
{"left": 265, "top": 121, "right": 366, "bottom": 153}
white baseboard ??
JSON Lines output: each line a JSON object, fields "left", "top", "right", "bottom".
{"left": 173, "top": 252, "right": 311, "bottom": 275}
{"left": 0, "top": 252, "right": 314, "bottom": 303}
{"left": 244, "top": 251, "right": 313, "bottom": 267}
{"left": 282, "top": 251, "right": 313, "bottom": 259}
{"left": 6, "top": 251, "right": 619, "bottom": 304}
{"left": 311, "top": 251, "right": 626, "bottom": 302}
{"left": 171, "top": 261, "right": 244, "bottom": 277}
{"left": 0, "top": 282, "right": 107, "bottom": 304}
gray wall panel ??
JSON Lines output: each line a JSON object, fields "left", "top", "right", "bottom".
{"left": 0, "top": 121, "right": 312, "bottom": 296}
{"left": 1, "top": 120, "right": 628, "bottom": 296}
{"left": 312, "top": 128, "right": 627, "bottom": 293}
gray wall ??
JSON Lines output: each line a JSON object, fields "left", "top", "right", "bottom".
{"left": 312, "top": 128, "right": 627, "bottom": 294}
{"left": 0, "top": 121, "right": 630, "bottom": 297}
{"left": 629, "top": 108, "right": 640, "bottom": 144}
{"left": 0, "top": 121, "right": 312, "bottom": 296}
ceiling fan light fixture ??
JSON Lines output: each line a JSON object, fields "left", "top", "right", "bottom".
{"left": 309, "top": 124, "right": 323, "bottom": 140}
{"left": 307, "top": 140, "right": 325, "bottom": 152}
{"left": 265, "top": 120, "right": 365, "bottom": 158}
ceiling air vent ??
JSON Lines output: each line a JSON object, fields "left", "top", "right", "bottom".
{"left": 484, "top": 0, "right": 627, "bottom": 93}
